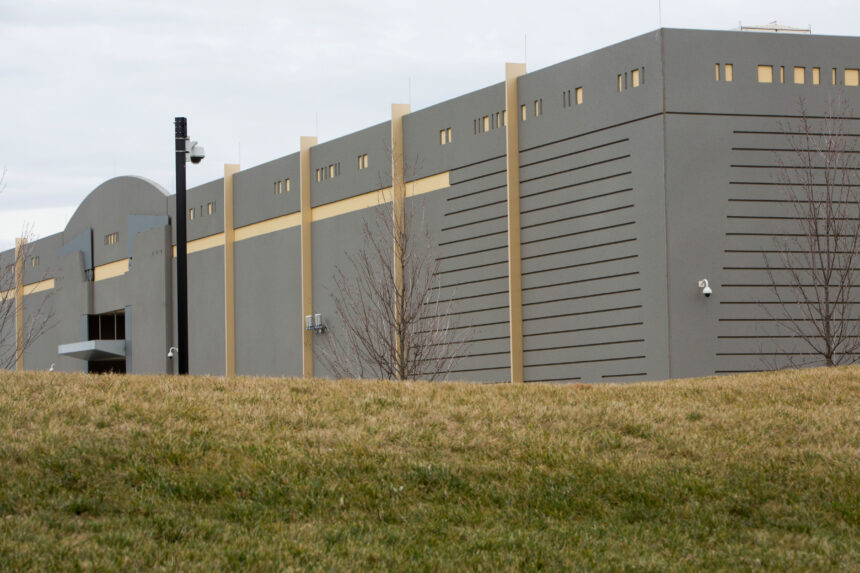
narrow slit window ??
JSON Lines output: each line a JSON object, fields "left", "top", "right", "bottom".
{"left": 285, "top": 178, "right": 290, "bottom": 192}
{"left": 631, "top": 68, "right": 640, "bottom": 87}
{"left": 30, "top": 256, "right": 39, "bottom": 268}
{"left": 495, "top": 112, "right": 500, "bottom": 128}
{"left": 207, "top": 202, "right": 215, "bottom": 215}
{"left": 779, "top": 66, "right": 785, "bottom": 83}
{"left": 503, "top": 109, "right": 507, "bottom": 126}
{"left": 440, "top": 129, "right": 446, "bottom": 145}
{"left": 845, "top": 69, "right": 859, "bottom": 86}
{"left": 473, "top": 119, "right": 477, "bottom": 134}
{"left": 812, "top": 67, "right": 820, "bottom": 84}
{"left": 483, "top": 115, "right": 490, "bottom": 131}
{"left": 274, "top": 181, "right": 282, "bottom": 195}
{"left": 617, "top": 74, "right": 623, "bottom": 92}
{"left": 521, "top": 104, "right": 526, "bottom": 121}
{"left": 833, "top": 68, "right": 837, "bottom": 84}
{"left": 189, "top": 208, "right": 195, "bottom": 221}
{"left": 725, "top": 64, "right": 733, "bottom": 82}
{"left": 715, "top": 63, "right": 720, "bottom": 81}
{"left": 534, "top": 99, "right": 542, "bottom": 117}
{"left": 757, "top": 65, "right": 773, "bottom": 83}
{"left": 794, "top": 66, "right": 806, "bottom": 84}
{"left": 363, "top": 154, "right": 368, "bottom": 168}
{"left": 576, "top": 86, "right": 583, "bottom": 104}
{"left": 447, "top": 127, "right": 452, "bottom": 143}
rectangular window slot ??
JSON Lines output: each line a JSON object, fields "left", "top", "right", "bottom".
{"left": 845, "top": 69, "right": 859, "bottom": 86}
{"left": 105, "top": 232, "right": 119, "bottom": 245}
{"left": 715, "top": 63, "right": 720, "bottom": 81}
{"left": 833, "top": 68, "right": 837, "bottom": 84}
{"left": 521, "top": 104, "right": 526, "bottom": 121}
{"left": 495, "top": 112, "right": 500, "bottom": 128}
{"left": 725, "top": 64, "right": 733, "bottom": 82}
{"left": 779, "top": 66, "right": 785, "bottom": 83}
{"left": 757, "top": 65, "right": 773, "bottom": 83}
{"left": 794, "top": 66, "right": 805, "bottom": 84}
{"left": 285, "top": 178, "right": 291, "bottom": 192}
{"left": 207, "top": 202, "right": 215, "bottom": 215}
{"left": 576, "top": 86, "right": 583, "bottom": 104}
{"left": 631, "top": 68, "right": 640, "bottom": 87}
{"left": 482, "top": 115, "right": 490, "bottom": 132}
{"left": 503, "top": 109, "right": 507, "bottom": 126}
{"left": 617, "top": 74, "right": 623, "bottom": 92}
{"left": 274, "top": 180, "right": 282, "bottom": 195}
{"left": 812, "top": 67, "right": 820, "bottom": 85}
{"left": 534, "top": 99, "right": 542, "bottom": 117}
{"left": 30, "top": 256, "right": 39, "bottom": 268}
{"left": 189, "top": 208, "right": 194, "bottom": 221}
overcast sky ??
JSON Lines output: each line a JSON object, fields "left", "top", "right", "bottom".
{"left": 0, "top": 0, "right": 856, "bottom": 250}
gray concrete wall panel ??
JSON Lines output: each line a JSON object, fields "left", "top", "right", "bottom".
{"left": 403, "top": 83, "right": 506, "bottom": 181}
{"left": 64, "top": 176, "right": 169, "bottom": 267}
{"left": 232, "top": 152, "right": 300, "bottom": 230}
{"left": 233, "top": 227, "right": 302, "bottom": 377}
{"left": 310, "top": 122, "right": 392, "bottom": 207}
{"left": 53, "top": 251, "right": 92, "bottom": 372}
{"left": 185, "top": 247, "right": 226, "bottom": 375}
{"left": 663, "top": 29, "right": 860, "bottom": 118}
{"left": 129, "top": 226, "right": 172, "bottom": 374}
{"left": 186, "top": 179, "right": 225, "bottom": 241}
{"left": 22, "top": 233, "right": 62, "bottom": 286}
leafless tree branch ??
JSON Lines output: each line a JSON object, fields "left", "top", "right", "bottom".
{"left": 762, "top": 95, "right": 860, "bottom": 367}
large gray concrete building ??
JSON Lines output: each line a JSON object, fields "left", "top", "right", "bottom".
{"left": 4, "top": 28, "right": 860, "bottom": 382}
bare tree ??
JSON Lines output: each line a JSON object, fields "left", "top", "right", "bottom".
{"left": 317, "top": 161, "right": 470, "bottom": 381}
{"left": 762, "top": 95, "right": 860, "bottom": 367}
{"left": 0, "top": 170, "right": 56, "bottom": 370}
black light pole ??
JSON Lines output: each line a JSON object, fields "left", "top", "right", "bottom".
{"left": 174, "top": 117, "right": 189, "bottom": 375}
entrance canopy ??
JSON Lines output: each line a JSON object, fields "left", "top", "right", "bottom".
{"left": 58, "top": 340, "right": 126, "bottom": 361}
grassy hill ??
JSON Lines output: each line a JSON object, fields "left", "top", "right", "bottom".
{"left": 0, "top": 367, "right": 858, "bottom": 571}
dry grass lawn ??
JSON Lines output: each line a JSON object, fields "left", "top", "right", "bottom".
{"left": 0, "top": 367, "right": 858, "bottom": 571}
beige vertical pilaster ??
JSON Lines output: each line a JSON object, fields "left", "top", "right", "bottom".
{"left": 300, "top": 136, "right": 317, "bottom": 378}
{"left": 505, "top": 63, "right": 526, "bottom": 383}
{"left": 391, "top": 103, "right": 411, "bottom": 377}
{"left": 14, "top": 237, "right": 26, "bottom": 371}
{"left": 223, "top": 163, "right": 240, "bottom": 377}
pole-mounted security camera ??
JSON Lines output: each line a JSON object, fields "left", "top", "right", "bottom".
{"left": 698, "top": 279, "right": 713, "bottom": 298}
{"left": 167, "top": 346, "right": 179, "bottom": 359}
{"left": 186, "top": 140, "right": 205, "bottom": 164}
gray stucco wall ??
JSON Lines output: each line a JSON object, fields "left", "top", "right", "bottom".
{"left": 234, "top": 227, "right": 302, "bottom": 377}
{"left": 9, "top": 28, "right": 860, "bottom": 382}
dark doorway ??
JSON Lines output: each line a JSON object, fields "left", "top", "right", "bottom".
{"left": 88, "top": 359, "right": 126, "bottom": 374}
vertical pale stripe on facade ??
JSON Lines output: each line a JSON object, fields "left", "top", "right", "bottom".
{"left": 14, "top": 237, "right": 25, "bottom": 371}
{"left": 391, "top": 103, "right": 411, "bottom": 375}
{"left": 223, "top": 163, "right": 240, "bottom": 377}
{"left": 505, "top": 63, "right": 526, "bottom": 383}
{"left": 300, "top": 136, "right": 317, "bottom": 378}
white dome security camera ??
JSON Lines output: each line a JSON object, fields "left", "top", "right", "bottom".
{"left": 698, "top": 279, "right": 712, "bottom": 298}
{"left": 186, "top": 141, "right": 205, "bottom": 164}
{"left": 167, "top": 346, "right": 178, "bottom": 359}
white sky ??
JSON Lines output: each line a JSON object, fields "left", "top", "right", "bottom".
{"left": 1, "top": 0, "right": 856, "bottom": 251}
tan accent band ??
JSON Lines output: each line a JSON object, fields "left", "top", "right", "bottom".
{"left": 505, "top": 62, "right": 526, "bottom": 383}
{"left": 224, "top": 164, "right": 240, "bottom": 377}
{"left": 300, "top": 135, "right": 317, "bottom": 378}
{"left": 171, "top": 233, "right": 226, "bottom": 257}
{"left": 14, "top": 238, "right": 25, "bottom": 371}
{"left": 235, "top": 212, "right": 301, "bottom": 241}
{"left": 93, "top": 258, "right": 130, "bottom": 281}
{"left": 24, "top": 279, "right": 55, "bottom": 296}
{"left": 311, "top": 172, "right": 450, "bottom": 223}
